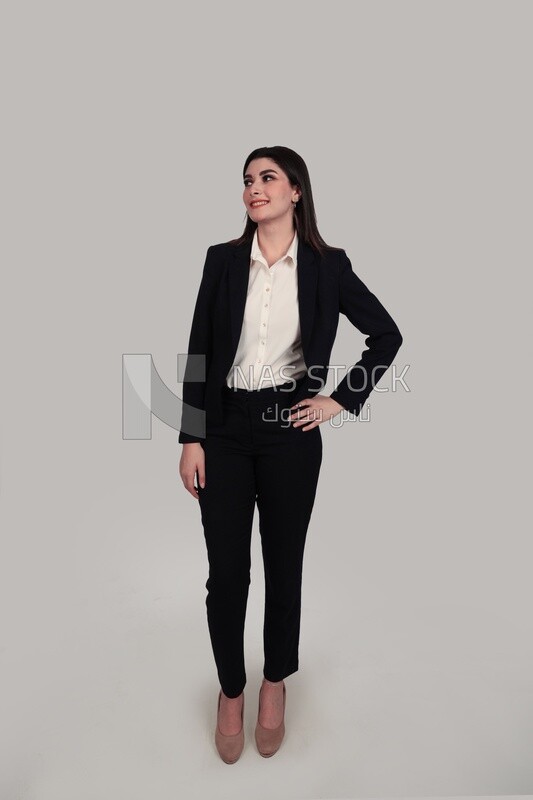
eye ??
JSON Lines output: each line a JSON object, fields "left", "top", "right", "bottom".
{"left": 243, "top": 174, "right": 275, "bottom": 187}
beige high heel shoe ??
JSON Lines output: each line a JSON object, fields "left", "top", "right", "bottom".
{"left": 254, "top": 679, "right": 286, "bottom": 757}
{"left": 215, "top": 690, "right": 245, "bottom": 764}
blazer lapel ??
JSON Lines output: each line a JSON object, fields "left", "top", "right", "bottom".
{"left": 296, "top": 238, "right": 319, "bottom": 354}
{"left": 229, "top": 236, "right": 318, "bottom": 359}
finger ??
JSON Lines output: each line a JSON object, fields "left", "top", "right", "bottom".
{"left": 293, "top": 407, "right": 317, "bottom": 421}
{"left": 294, "top": 411, "right": 320, "bottom": 426}
{"left": 289, "top": 401, "right": 309, "bottom": 412}
{"left": 300, "top": 420, "right": 318, "bottom": 431}
{"left": 289, "top": 403, "right": 311, "bottom": 420}
{"left": 184, "top": 478, "right": 199, "bottom": 499}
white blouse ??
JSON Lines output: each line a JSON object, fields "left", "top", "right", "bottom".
{"left": 225, "top": 228, "right": 307, "bottom": 390}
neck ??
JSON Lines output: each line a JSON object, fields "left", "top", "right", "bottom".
{"left": 256, "top": 218, "right": 296, "bottom": 255}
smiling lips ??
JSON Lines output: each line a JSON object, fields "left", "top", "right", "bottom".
{"left": 250, "top": 200, "right": 269, "bottom": 208}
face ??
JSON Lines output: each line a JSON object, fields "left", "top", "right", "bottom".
{"left": 243, "top": 157, "right": 301, "bottom": 225}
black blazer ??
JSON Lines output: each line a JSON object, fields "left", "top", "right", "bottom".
{"left": 179, "top": 237, "right": 403, "bottom": 443}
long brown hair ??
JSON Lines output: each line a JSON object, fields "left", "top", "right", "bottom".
{"left": 227, "top": 146, "right": 339, "bottom": 256}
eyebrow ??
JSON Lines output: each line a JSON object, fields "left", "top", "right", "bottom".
{"left": 243, "top": 169, "right": 278, "bottom": 180}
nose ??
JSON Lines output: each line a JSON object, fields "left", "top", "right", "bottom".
{"left": 247, "top": 177, "right": 264, "bottom": 196}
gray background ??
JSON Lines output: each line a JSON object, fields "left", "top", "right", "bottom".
{"left": 1, "top": 1, "right": 531, "bottom": 798}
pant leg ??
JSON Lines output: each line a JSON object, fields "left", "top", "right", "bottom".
{"left": 251, "top": 393, "right": 323, "bottom": 682}
{"left": 197, "top": 395, "right": 255, "bottom": 698}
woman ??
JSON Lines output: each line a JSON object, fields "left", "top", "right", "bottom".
{"left": 179, "top": 145, "right": 403, "bottom": 763}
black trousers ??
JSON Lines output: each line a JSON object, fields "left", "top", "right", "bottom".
{"left": 197, "top": 381, "right": 323, "bottom": 698}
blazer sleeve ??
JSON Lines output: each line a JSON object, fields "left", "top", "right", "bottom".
{"left": 178, "top": 246, "right": 218, "bottom": 444}
{"left": 329, "top": 249, "right": 403, "bottom": 416}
